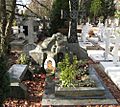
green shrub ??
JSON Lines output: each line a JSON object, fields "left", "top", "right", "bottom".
{"left": 49, "top": 0, "right": 69, "bottom": 35}
{"left": 58, "top": 53, "right": 78, "bottom": 87}
{"left": 57, "top": 54, "right": 95, "bottom": 87}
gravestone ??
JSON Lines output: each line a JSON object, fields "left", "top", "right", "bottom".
{"left": 103, "top": 28, "right": 111, "bottom": 60}
{"left": 23, "top": 18, "right": 38, "bottom": 55}
{"left": 112, "top": 30, "right": 120, "bottom": 65}
{"left": 97, "top": 22, "right": 104, "bottom": 41}
{"left": 8, "top": 64, "right": 33, "bottom": 98}
{"left": 10, "top": 26, "right": 26, "bottom": 51}
{"left": 18, "top": 26, "right": 25, "bottom": 39}
{"left": 68, "top": 0, "right": 79, "bottom": 43}
{"left": 81, "top": 22, "right": 91, "bottom": 42}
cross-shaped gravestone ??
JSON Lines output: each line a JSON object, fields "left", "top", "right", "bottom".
{"left": 97, "top": 22, "right": 104, "bottom": 41}
{"left": 104, "top": 28, "right": 111, "bottom": 60}
{"left": 111, "top": 22, "right": 116, "bottom": 36}
{"left": 68, "top": 0, "right": 79, "bottom": 43}
{"left": 81, "top": 22, "right": 91, "bottom": 42}
{"left": 114, "top": 18, "right": 119, "bottom": 26}
{"left": 112, "top": 30, "right": 120, "bottom": 65}
{"left": 20, "top": 26, "right": 24, "bottom": 33}
{"left": 18, "top": 26, "right": 25, "bottom": 39}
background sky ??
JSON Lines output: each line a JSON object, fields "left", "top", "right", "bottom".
{"left": 17, "top": 0, "right": 31, "bottom": 11}
{"left": 21, "top": 0, "right": 31, "bottom": 5}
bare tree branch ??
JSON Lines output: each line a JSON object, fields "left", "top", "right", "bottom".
{"left": 6, "top": 9, "right": 37, "bottom": 18}
{"left": 16, "top": 3, "right": 41, "bottom": 18}
{"left": 32, "top": 0, "right": 50, "bottom": 11}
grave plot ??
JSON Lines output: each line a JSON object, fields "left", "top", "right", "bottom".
{"left": 55, "top": 54, "right": 105, "bottom": 98}
{"left": 42, "top": 54, "right": 118, "bottom": 106}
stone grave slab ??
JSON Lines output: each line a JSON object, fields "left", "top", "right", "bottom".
{"left": 98, "top": 41, "right": 114, "bottom": 49}
{"left": 87, "top": 50, "right": 113, "bottom": 62}
{"left": 100, "top": 62, "right": 120, "bottom": 73}
{"left": 55, "top": 68, "right": 105, "bottom": 98}
{"left": 87, "top": 50, "right": 104, "bottom": 56}
{"left": 42, "top": 66, "right": 118, "bottom": 106}
{"left": 106, "top": 71, "right": 120, "bottom": 89}
{"left": 79, "top": 41, "right": 93, "bottom": 50}
{"left": 100, "top": 62, "right": 120, "bottom": 89}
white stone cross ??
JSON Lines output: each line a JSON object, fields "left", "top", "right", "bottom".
{"left": 18, "top": 26, "right": 25, "bottom": 39}
{"left": 97, "top": 22, "right": 104, "bottom": 41}
{"left": 81, "top": 22, "right": 91, "bottom": 42}
{"left": 20, "top": 26, "right": 24, "bottom": 33}
{"left": 104, "top": 28, "right": 111, "bottom": 60}
{"left": 112, "top": 29, "right": 120, "bottom": 65}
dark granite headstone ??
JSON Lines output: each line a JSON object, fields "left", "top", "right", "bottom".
{"left": 8, "top": 64, "right": 32, "bottom": 98}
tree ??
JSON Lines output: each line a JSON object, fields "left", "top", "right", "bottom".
{"left": 79, "top": 0, "right": 115, "bottom": 23}
{"left": 90, "top": 0, "right": 102, "bottom": 21}
{"left": 49, "top": 0, "right": 64, "bottom": 35}
{"left": 0, "top": 0, "right": 16, "bottom": 55}
{"left": 0, "top": 0, "right": 16, "bottom": 106}
{"left": 27, "top": 0, "right": 53, "bottom": 18}
{"left": 101, "top": 0, "right": 115, "bottom": 21}
{"left": 79, "top": 0, "right": 92, "bottom": 21}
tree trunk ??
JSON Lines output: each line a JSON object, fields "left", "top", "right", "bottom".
{"left": 68, "top": 0, "right": 79, "bottom": 43}
{"left": 0, "top": 0, "right": 16, "bottom": 56}
{"left": 0, "top": 0, "right": 7, "bottom": 55}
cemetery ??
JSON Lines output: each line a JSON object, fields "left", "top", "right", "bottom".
{"left": 0, "top": 0, "right": 120, "bottom": 106}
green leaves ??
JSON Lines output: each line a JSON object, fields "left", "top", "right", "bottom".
{"left": 90, "top": 0, "right": 102, "bottom": 17}
{"left": 58, "top": 53, "right": 77, "bottom": 87}
{"left": 57, "top": 53, "right": 96, "bottom": 88}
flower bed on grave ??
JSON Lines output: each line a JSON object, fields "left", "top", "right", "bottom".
{"left": 55, "top": 53, "right": 105, "bottom": 98}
